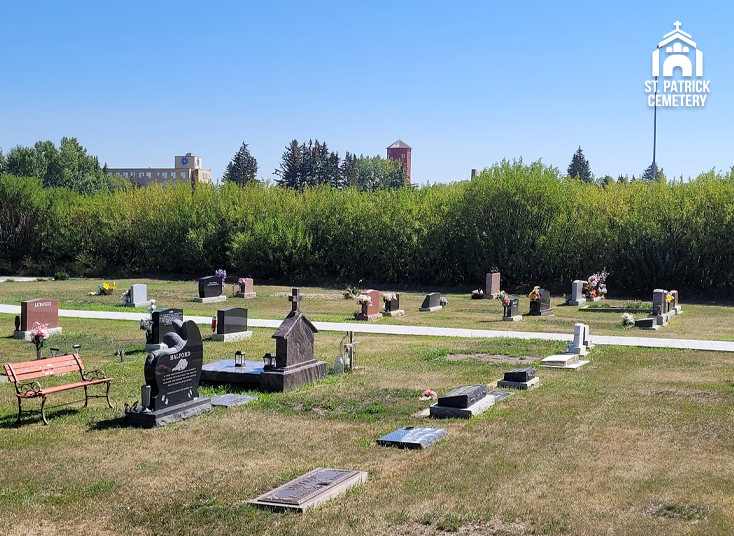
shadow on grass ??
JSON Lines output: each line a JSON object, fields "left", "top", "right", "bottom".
{"left": 88, "top": 415, "right": 128, "bottom": 431}
{"left": 0, "top": 406, "right": 82, "bottom": 428}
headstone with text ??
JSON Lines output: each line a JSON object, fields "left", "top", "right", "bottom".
{"left": 528, "top": 289, "right": 553, "bottom": 316}
{"left": 419, "top": 292, "right": 442, "bottom": 312}
{"left": 13, "top": 299, "right": 62, "bottom": 341}
{"left": 195, "top": 276, "right": 226, "bottom": 303}
{"left": 212, "top": 307, "right": 252, "bottom": 342}
{"left": 430, "top": 384, "right": 495, "bottom": 418}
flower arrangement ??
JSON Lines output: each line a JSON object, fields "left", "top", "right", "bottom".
{"left": 666, "top": 293, "right": 672, "bottom": 303}
{"left": 584, "top": 270, "right": 608, "bottom": 298}
{"left": 471, "top": 289, "right": 484, "bottom": 299}
{"left": 621, "top": 313, "right": 635, "bottom": 328}
{"left": 420, "top": 389, "right": 437, "bottom": 400}
{"left": 97, "top": 281, "right": 116, "bottom": 295}
{"left": 238, "top": 277, "right": 247, "bottom": 285}
{"left": 382, "top": 292, "right": 397, "bottom": 303}
{"left": 215, "top": 269, "right": 227, "bottom": 280}
{"left": 528, "top": 286, "right": 541, "bottom": 300}
{"left": 440, "top": 297, "right": 449, "bottom": 306}
{"left": 495, "top": 290, "right": 511, "bottom": 306}
{"left": 30, "top": 321, "right": 49, "bottom": 358}
{"left": 356, "top": 294, "right": 373, "bottom": 307}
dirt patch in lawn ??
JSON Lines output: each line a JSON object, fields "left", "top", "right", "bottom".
{"left": 442, "top": 353, "right": 539, "bottom": 364}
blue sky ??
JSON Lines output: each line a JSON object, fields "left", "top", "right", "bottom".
{"left": 2, "top": 1, "right": 732, "bottom": 184}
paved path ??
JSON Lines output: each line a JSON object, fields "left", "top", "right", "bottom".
{"left": 2, "top": 304, "right": 733, "bottom": 352}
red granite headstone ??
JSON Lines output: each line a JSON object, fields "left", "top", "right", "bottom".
{"left": 235, "top": 278, "right": 256, "bottom": 298}
{"left": 357, "top": 290, "right": 382, "bottom": 321}
{"left": 485, "top": 273, "right": 501, "bottom": 297}
{"left": 21, "top": 299, "right": 60, "bottom": 330}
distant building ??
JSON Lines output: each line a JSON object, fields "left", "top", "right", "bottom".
{"left": 107, "top": 153, "right": 212, "bottom": 187}
{"left": 386, "top": 140, "right": 412, "bottom": 184}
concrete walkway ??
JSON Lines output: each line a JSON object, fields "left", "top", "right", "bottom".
{"left": 2, "top": 304, "right": 733, "bottom": 352}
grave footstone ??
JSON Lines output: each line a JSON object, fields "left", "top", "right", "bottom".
{"left": 250, "top": 468, "right": 368, "bottom": 512}
{"left": 195, "top": 276, "right": 226, "bottom": 303}
{"left": 212, "top": 307, "right": 252, "bottom": 342}
{"left": 126, "top": 318, "right": 211, "bottom": 427}
{"left": 125, "top": 284, "right": 152, "bottom": 308}
{"left": 528, "top": 289, "right": 553, "bottom": 316}
{"left": 13, "top": 299, "right": 62, "bottom": 341}
{"left": 502, "top": 298, "right": 522, "bottom": 322}
{"left": 210, "top": 394, "right": 258, "bottom": 407}
{"left": 356, "top": 289, "right": 382, "bottom": 321}
{"left": 635, "top": 317, "right": 659, "bottom": 330}
{"left": 377, "top": 427, "right": 448, "bottom": 449}
{"left": 569, "top": 280, "right": 586, "bottom": 306}
{"left": 419, "top": 292, "right": 442, "bottom": 312}
{"left": 498, "top": 367, "right": 541, "bottom": 388}
{"left": 383, "top": 293, "right": 404, "bottom": 317}
{"left": 430, "top": 385, "right": 495, "bottom": 418}
{"left": 235, "top": 278, "right": 256, "bottom": 299}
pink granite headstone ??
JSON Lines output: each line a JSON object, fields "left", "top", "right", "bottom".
{"left": 484, "top": 272, "right": 501, "bottom": 298}
{"left": 21, "top": 299, "right": 60, "bottom": 330}
{"left": 357, "top": 290, "right": 382, "bottom": 321}
{"left": 235, "top": 278, "right": 256, "bottom": 299}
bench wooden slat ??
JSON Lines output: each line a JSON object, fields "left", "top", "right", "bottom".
{"left": 16, "top": 377, "right": 115, "bottom": 397}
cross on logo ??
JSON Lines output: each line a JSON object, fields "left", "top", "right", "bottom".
{"left": 181, "top": 157, "right": 189, "bottom": 165}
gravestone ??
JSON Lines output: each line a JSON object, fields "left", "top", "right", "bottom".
{"left": 430, "top": 384, "right": 495, "bottom": 418}
{"left": 210, "top": 394, "right": 257, "bottom": 407}
{"left": 195, "top": 276, "right": 226, "bottom": 303}
{"left": 13, "top": 299, "right": 62, "bottom": 341}
{"left": 487, "top": 389, "right": 514, "bottom": 403}
{"left": 498, "top": 367, "right": 541, "bottom": 387}
{"left": 419, "top": 292, "right": 442, "bottom": 312}
{"left": 126, "top": 318, "right": 211, "bottom": 427}
{"left": 635, "top": 317, "right": 659, "bottom": 330}
{"left": 260, "top": 288, "right": 327, "bottom": 391}
{"left": 484, "top": 272, "right": 501, "bottom": 298}
{"left": 250, "top": 468, "right": 368, "bottom": 512}
{"left": 235, "top": 278, "right": 256, "bottom": 299}
{"left": 377, "top": 427, "right": 448, "bottom": 449}
{"left": 528, "top": 288, "right": 553, "bottom": 316}
{"left": 356, "top": 289, "right": 382, "bottom": 321}
{"left": 502, "top": 298, "right": 522, "bottom": 322}
{"left": 125, "top": 284, "right": 152, "bottom": 308}
{"left": 146, "top": 308, "right": 184, "bottom": 351}
{"left": 383, "top": 293, "right": 404, "bottom": 317}
{"left": 669, "top": 289, "right": 681, "bottom": 314}
{"left": 212, "top": 307, "right": 252, "bottom": 342}
{"left": 569, "top": 280, "right": 586, "bottom": 306}
{"left": 567, "top": 323, "right": 590, "bottom": 355}
{"left": 652, "top": 289, "right": 668, "bottom": 316}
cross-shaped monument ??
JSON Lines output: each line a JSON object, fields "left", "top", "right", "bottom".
{"left": 289, "top": 288, "right": 303, "bottom": 312}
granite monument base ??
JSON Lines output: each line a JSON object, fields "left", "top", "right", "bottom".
{"left": 497, "top": 376, "right": 541, "bottom": 389}
{"left": 126, "top": 398, "right": 212, "bottom": 428}
{"left": 356, "top": 312, "right": 382, "bottom": 321}
{"left": 569, "top": 298, "right": 586, "bottom": 306}
{"left": 419, "top": 305, "right": 443, "bottom": 312}
{"left": 194, "top": 295, "right": 227, "bottom": 303}
{"left": 430, "top": 395, "right": 495, "bottom": 419}
{"left": 211, "top": 330, "right": 253, "bottom": 342}
{"left": 126, "top": 300, "right": 152, "bottom": 308}
{"left": 13, "top": 327, "right": 62, "bottom": 341}
{"left": 635, "top": 317, "right": 659, "bottom": 330}
{"left": 382, "top": 309, "right": 405, "bottom": 317}
{"left": 540, "top": 354, "right": 589, "bottom": 369}
{"left": 502, "top": 315, "right": 522, "bottom": 322}
{"left": 260, "top": 360, "right": 328, "bottom": 392}
{"left": 200, "top": 359, "right": 264, "bottom": 388}
{"left": 235, "top": 291, "right": 256, "bottom": 299}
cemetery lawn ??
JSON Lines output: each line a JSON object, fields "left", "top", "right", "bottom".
{"left": 0, "top": 282, "right": 733, "bottom": 534}
{"left": 2, "top": 278, "right": 734, "bottom": 341}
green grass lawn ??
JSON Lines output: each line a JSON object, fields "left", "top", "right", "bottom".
{"left": 1, "top": 279, "right": 734, "bottom": 535}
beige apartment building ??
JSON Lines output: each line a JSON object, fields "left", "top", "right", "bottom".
{"left": 107, "top": 153, "right": 212, "bottom": 187}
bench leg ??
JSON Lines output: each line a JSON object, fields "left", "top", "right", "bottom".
{"left": 41, "top": 395, "right": 49, "bottom": 425}
{"left": 16, "top": 397, "right": 22, "bottom": 424}
{"left": 105, "top": 382, "right": 113, "bottom": 409}
{"left": 83, "top": 385, "right": 89, "bottom": 407}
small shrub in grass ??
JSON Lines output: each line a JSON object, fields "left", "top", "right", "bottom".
{"left": 54, "top": 271, "right": 70, "bottom": 280}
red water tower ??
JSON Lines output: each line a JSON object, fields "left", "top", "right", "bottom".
{"left": 386, "top": 140, "right": 412, "bottom": 184}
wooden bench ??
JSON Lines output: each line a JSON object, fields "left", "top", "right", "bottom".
{"left": 4, "top": 354, "right": 114, "bottom": 425}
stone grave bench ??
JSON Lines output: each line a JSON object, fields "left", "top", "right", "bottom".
{"left": 4, "top": 354, "right": 114, "bottom": 425}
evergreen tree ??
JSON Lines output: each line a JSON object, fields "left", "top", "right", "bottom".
{"left": 339, "top": 152, "right": 358, "bottom": 188}
{"left": 642, "top": 163, "right": 665, "bottom": 183}
{"left": 567, "top": 146, "right": 592, "bottom": 183}
{"left": 275, "top": 139, "right": 303, "bottom": 189}
{"left": 223, "top": 142, "right": 258, "bottom": 186}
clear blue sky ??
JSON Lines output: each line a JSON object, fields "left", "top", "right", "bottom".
{"left": 2, "top": 1, "right": 732, "bottom": 184}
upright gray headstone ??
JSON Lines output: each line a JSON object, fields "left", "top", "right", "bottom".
{"left": 569, "top": 280, "right": 586, "bottom": 306}
{"left": 127, "top": 284, "right": 152, "bottom": 307}
{"left": 652, "top": 289, "right": 668, "bottom": 316}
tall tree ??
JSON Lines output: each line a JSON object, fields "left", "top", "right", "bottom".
{"left": 274, "top": 139, "right": 303, "bottom": 189}
{"left": 567, "top": 146, "right": 592, "bottom": 183}
{"left": 642, "top": 163, "right": 665, "bottom": 183}
{"left": 223, "top": 142, "right": 258, "bottom": 185}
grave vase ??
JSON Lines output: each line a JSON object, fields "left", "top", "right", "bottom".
{"left": 36, "top": 347, "right": 42, "bottom": 360}
{"left": 361, "top": 303, "right": 369, "bottom": 316}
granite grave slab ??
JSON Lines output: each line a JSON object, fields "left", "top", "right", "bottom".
{"left": 377, "top": 427, "right": 448, "bottom": 449}
{"left": 210, "top": 394, "right": 258, "bottom": 407}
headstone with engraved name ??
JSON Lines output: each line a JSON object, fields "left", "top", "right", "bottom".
{"left": 377, "top": 427, "right": 448, "bottom": 449}
{"left": 503, "top": 298, "right": 522, "bottom": 322}
{"left": 499, "top": 366, "right": 542, "bottom": 386}
{"left": 419, "top": 292, "right": 442, "bottom": 312}
{"left": 195, "top": 276, "right": 227, "bottom": 303}
{"left": 126, "top": 318, "right": 211, "bottom": 427}
{"left": 212, "top": 307, "right": 252, "bottom": 342}
{"left": 250, "top": 468, "right": 368, "bottom": 512}
{"left": 13, "top": 299, "right": 62, "bottom": 341}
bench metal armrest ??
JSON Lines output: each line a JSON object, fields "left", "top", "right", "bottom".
{"left": 17, "top": 381, "right": 42, "bottom": 396}
{"left": 82, "top": 369, "right": 108, "bottom": 382}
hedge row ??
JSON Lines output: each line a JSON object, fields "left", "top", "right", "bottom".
{"left": 2, "top": 160, "right": 734, "bottom": 296}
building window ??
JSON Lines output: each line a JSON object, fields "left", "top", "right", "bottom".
{"left": 139, "top": 172, "right": 144, "bottom": 178}
{"left": 122, "top": 172, "right": 127, "bottom": 178}
{"left": 180, "top": 172, "right": 186, "bottom": 178}
{"left": 146, "top": 172, "right": 151, "bottom": 178}
{"left": 162, "top": 172, "right": 167, "bottom": 178}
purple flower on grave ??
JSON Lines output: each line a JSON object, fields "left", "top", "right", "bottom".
{"left": 215, "top": 269, "right": 227, "bottom": 280}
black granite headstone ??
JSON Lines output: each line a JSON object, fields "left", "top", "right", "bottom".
{"left": 503, "top": 298, "right": 519, "bottom": 317}
{"left": 145, "top": 319, "right": 204, "bottom": 410}
{"left": 151, "top": 308, "right": 184, "bottom": 345}
{"left": 503, "top": 367, "right": 536, "bottom": 383}
{"left": 217, "top": 308, "right": 248, "bottom": 335}
{"left": 385, "top": 295, "right": 400, "bottom": 313}
{"left": 421, "top": 293, "right": 441, "bottom": 309}
{"left": 528, "top": 289, "right": 553, "bottom": 316}
{"left": 376, "top": 427, "right": 448, "bottom": 449}
{"left": 198, "top": 276, "right": 223, "bottom": 298}
{"left": 635, "top": 317, "right": 657, "bottom": 329}
{"left": 437, "top": 384, "right": 487, "bottom": 409}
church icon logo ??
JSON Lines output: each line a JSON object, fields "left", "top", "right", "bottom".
{"left": 652, "top": 21, "right": 703, "bottom": 77}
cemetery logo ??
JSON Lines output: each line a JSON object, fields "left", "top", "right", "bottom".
{"left": 645, "top": 21, "right": 710, "bottom": 107}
